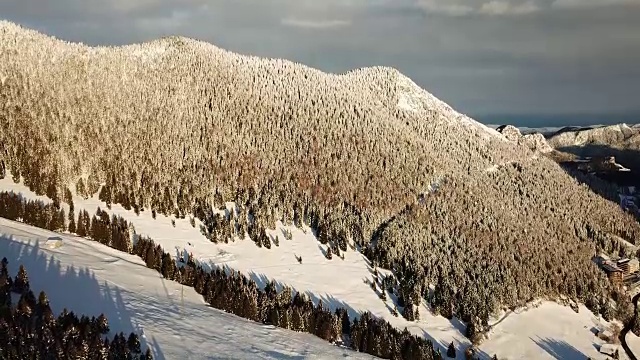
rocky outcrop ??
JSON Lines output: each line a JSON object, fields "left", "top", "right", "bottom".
{"left": 497, "top": 125, "right": 553, "bottom": 153}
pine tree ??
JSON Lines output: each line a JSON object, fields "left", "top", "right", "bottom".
{"left": 13, "top": 264, "right": 29, "bottom": 294}
{"left": 76, "top": 178, "right": 87, "bottom": 199}
{"left": 64, "top": 188, "right": 74, "bottom": 205}
{"left": 127, "top": 333, "right": 142, "bottom": 354}
{"left": 466, "top": 318, "right": 483, "bottom": 344}
{"left": 82, "top": 210, "right": 91, "bottom": 235}
{"left": 161, "top": 253, "right": 176, "bottom": 280}
{"left": 447, "top": 342, "right": 456, "bottom": 358}
{"left": 96, "top": 313, "right": 110, "bottom": 334}
{"left": 90, "top": 214, "right": 99, "bottom": 240}
{"left": 68, "top": 208, "right": 76, "bottom": 233}
{"left": 0, "top": 257, "right": 10, "bottom": 282}
{"left": 0, "top": 261, "right": 11, "bottom": 316}
{"left": 16, "top": 291, "right": 34, "bottom": 318}
{"left": 632, "top": 306, "right": 640, "bottom": 336}
{"left": 402, "top": 301, "right": 416, "bottom": 321}
{"left": 56, "top": 208, "right": 66, "bottom": 231}
{"left": 37, "top": 290, "right": 48, "bottom": 307}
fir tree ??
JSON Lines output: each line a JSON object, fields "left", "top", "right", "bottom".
{"left": 127, "top": 332, "right": 142, "bottom": 354}
{"left": 13, "top": 264, "right": 29, "bottom": 294}
{"left": 447, "top": 342, "right": 456, "bottom": 358}
{"left": 76, "top": 210, "right": 86, "bottom": 236}
{"left": 96, "top": 313, "right": 110, "bottom": 334}
{"left": 68, "top": 207, "right": 76, "bottom": 233}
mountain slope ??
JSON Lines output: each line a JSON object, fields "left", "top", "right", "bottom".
{"left": 547, "top": 123, "right": 640, "bottom": 169}
{"left": 0, "top": 217, "right": 377, "bottom": 360}
{"left": 1, "top": 20, "right": 640, "bottom": 340}
{"left": 0, "top": 176, "right": 621, "bottom": 360}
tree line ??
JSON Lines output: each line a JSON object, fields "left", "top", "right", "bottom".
{"left": 0, "top": 257, "right": 152, "bottom": 359}
{"left": 0, "top": 190, "right": 464, "bottom": 359}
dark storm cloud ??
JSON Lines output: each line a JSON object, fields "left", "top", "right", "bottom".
{"left": 1, "top": 0, "right": 639, "bottom": 116}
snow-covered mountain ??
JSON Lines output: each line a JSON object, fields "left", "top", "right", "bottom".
{"left": 546, "top": 124, "right": 640, "bottom": 168}
{"left": 1, "top": 20, "right": 640, "bottom": 359}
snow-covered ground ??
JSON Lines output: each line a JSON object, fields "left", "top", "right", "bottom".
{"left": 0, "top": 175, "right": 622, "bottom": 359}
{"left": 0, "top": 217, "right": 378, "bottom": 360}
{"left": 483, "top": 302, "right": 625, "bottom": 359}
{"left": 627, "top": 332, "right": 640, "bottom": 358}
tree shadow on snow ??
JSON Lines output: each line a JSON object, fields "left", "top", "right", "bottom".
{"left": 247, "top": 270, "right": 362, "bottom": 321}
{"left": 0, "top": 233, "right": 166, "bottom": 360}
{"left": 426, "top": 334, "right": 492, "bottom": 360}
{"left": 531, "top": 336, "right": 586, "bottom": 360}
{"left": 316, "top": 243, "right": 329, "bottom": 258}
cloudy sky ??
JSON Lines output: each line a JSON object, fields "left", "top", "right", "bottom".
{"left": 2, "top": 0, "right": 639, "bottom": 117}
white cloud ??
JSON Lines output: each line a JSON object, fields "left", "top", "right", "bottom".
{"left": 417, "top": 0, "right": 540, "bottom": 16}
{"left": 480, "top": 1, "right": 539, "bottom": 15}
{"left": 416, "top": 0, "right": 475, "bottom": 16}
{"left": 552, "top": 0, "right": 640, "bottom": 8}
{"left": 280, "top": 18, "right": 351, "bottom": 29}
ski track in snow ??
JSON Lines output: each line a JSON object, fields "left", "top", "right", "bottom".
{"left": 0, "top": 175, "right": 619, "bottom": 359}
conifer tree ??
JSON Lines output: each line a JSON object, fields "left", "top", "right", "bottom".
{"left": 447, "top": 342, "right": 456, "bottom": 358}
{"left": 96, "top": 313, "right": 110, "bottom": 334}
{"left": 632, "top": 306, "right": 640, "bottom": 336}
{"left": 127, "top": 332, "right": 142, "bottom": 354}
{"left": 76, "top": 209, "right": 86, "bottom": 236}
{"left": 13, "top": 264, "right": 29, "bottom": 294}
{"left": 68, "top": 207, "right": 76, "bottom": 233}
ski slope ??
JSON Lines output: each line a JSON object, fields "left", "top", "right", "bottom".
{"left": 0, "top": 175, "right": 622, "bottom": 359}
{"left": 0, "top": 218, "right": 378, "bottom": 360}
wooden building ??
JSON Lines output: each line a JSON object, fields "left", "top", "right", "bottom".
{"left": 617, "top": 258, "right": 640, "bottom": 275}
{"left": 602, "top": 261, "right": 623, "bottom": 285}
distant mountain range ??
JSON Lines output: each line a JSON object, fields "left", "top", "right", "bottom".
{"left": 546, "top": 123, "right": 640, "bottom": 171}
{"left": 480, "top": 113, "right": 640, "bottom": 131}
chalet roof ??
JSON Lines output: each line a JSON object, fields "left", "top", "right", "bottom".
{"left": 600, "top": 343, "right": 619, "bottom": 355}
{"left": 618, "top": 258, "right": 631, "bottom": 265}
{"left": 602, "top": 263, "right": 622, "bottom": 273}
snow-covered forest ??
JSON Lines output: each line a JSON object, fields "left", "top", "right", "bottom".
{"left": 2, "top": 20, "right": 640, "bottom": 355}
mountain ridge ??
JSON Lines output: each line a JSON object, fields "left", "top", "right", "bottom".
{"left": 2, "top": 20, "right": 640, "bottom": 348}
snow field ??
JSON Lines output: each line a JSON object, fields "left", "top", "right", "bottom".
{"left": 0, "top": 175, "right": 621, "bottom": 359}
{"left": 0, "top": 217, "right": 378, "bottom": 360}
